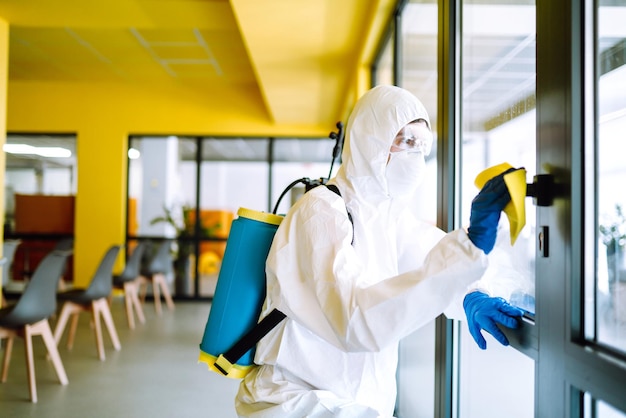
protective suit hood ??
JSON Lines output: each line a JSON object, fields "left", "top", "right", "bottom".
{"left": 334, "top": 85, "right": 431, "bottom": 204}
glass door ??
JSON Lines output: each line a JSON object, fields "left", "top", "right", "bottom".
{"left": 535, "top": 0, "right": 626, "bottom": 415}
{"left": 457, "top": 1, "right": 536, "bottom": 416}
{"left": 593, "top": 0, "right": 626, "bottom": 355}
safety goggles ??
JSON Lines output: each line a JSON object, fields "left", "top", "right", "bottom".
{"left": 391, "top": 123, "right": 433, "bottom": 156}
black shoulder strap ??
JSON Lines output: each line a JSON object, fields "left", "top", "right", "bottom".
{"left": 325, "top": 184, "right": 354, "bottom": 245}
{"left": 214, "top": 308, "right": 286, "bottom": 376}
{"left": 325, "top": 183, "right": 341, "bottom": 196}
{"left": 214, "top": 184, "right": 354, "bottom": 376}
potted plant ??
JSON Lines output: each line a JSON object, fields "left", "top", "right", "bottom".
{"left": 150, "top": 205, "right": 221, "bottom": 294}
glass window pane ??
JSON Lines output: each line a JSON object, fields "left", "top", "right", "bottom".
{"left": 458, "top": 1, "right": 536, "bottom": 416}
{"left": 128, "top": 135, "right": 274, "bottom": 299}
{"left": 196, "top": 138, "right": 270, "bottom": 298}
{"left": 395, "top": 1, "right": 438, "bottom": 417}
{"left": 4, "top": 133, "right": 77, "bottom": 291}
{"left": 459, "top": 325, "right": 535, "bottom": 417}
{"left": 460, "top": 0, "right": 537, "bottom": 313}
{"left": 129, "top": 136, "right": 197, "bottom": 238}
{"left": 5, "top": 134, "right": 77, "bottom": 230}
{"left": 595, "top": 0, "right": 626, "bottom": 353}
{"left": 585, "top": 393, "right": 626, "bottom": 418}
{"left": 128, "top": 136, "right": 197, "bottom": 297}
{"left": 400, "top": 0, "right": 439, "bottom": 226}
{"left": 375, "top": 30, "right": 394, "bottom": 86}
{"left": 271, "top": 137, "right": 336, "bottom": 215}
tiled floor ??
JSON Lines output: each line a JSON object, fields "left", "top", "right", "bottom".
{"left": 0, "top": 298, "right": 241, "bottom": 418}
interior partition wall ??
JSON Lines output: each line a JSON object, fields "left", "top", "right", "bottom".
{"left": 3, "top": 133, "right": 77, "bottom": 291}
{"left": 126, "top": 135, "right": 336, "bottom": 300}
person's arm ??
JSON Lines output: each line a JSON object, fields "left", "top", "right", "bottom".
{"left": 464, "top": 167, "right": 526, "bottom": 348}
{"left": 267, "top": 196, "right": 488, "bottom": 352}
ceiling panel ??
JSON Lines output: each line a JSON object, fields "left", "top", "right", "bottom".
{"left": 2, "top": 0, "right": 395, "bottom": 127}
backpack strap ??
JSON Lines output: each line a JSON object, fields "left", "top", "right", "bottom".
{"left": 325, "top": 184, "right": 354, "bottom": 245}
{"left": 214, "top": 308, "right": 286, "bottom": 376}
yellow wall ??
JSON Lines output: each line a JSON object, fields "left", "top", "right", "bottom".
{"left": 73, "top": 125, "right": 127, "bottom": 286}
{"left": 0, "top": 18, "right": 7, "bottom": 267}
{"left": 5, "top": 80, "right": 357, "bottom": 286}
{"left": 4, "top": 31, "right": 378, "bottom": 287}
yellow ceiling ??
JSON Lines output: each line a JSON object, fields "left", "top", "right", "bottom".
{"left": 0, "top": 0, "right": 396, "bottom": 130}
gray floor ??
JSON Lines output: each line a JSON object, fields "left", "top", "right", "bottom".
{"left": 0, "top": 298, "right": 241, "bottom": 418}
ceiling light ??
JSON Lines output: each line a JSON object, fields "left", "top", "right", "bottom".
{"left": 128, "top": 148, "right": 141, "bottom": 159}
{"left": 3, "top": 144, "right": 72, "bottom": 158}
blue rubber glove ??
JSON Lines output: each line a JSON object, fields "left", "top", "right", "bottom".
{"left": 463, "top": 291, "right": 524, "bottom": 350}
{"left": 467, "top": 168, "right": 516, "bottom": 254}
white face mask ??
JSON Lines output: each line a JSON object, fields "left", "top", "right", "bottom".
{"left": 385, "top": 151, "right": 426, "bottom": 198}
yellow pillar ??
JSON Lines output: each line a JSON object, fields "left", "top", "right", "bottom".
{"left": 0, "top": 18, "right": 8, "bottom": 258}
{"left": 73, "top": 124, "right": 126, "bottom": 287}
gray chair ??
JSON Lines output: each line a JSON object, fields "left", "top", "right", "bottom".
{"left": 113, "top": 242, "right": 147, "bottom": 329}
{"left": 139, "top": 240, "right": 175, "bottom": 315}
{"left": 0, "top": 251, "right": 70, "bottom": 403}
{"left": 1, "top": 240, "right": 22, "bottom": 307}
{"left": 53, "top": 245, "right": 122, "bottom": 361}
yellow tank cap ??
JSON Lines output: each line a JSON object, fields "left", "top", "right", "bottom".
{"left": 237, "top": 207, "right": 284, "bottom": 226}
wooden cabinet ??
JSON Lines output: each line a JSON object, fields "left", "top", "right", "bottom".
{"left": 9, "top": 194, "right": 74, "bottom": 283}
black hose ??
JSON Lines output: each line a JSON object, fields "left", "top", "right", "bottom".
{"left": 272, "top": 178, "right": 309, "bottom": 214}
{"left": 327, "top": 121, "right": 344, "bottom": 181}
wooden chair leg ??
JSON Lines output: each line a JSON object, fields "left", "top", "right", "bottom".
{"left": 67, "top": 312, "right": 81, "bottom": 350}
{"left": 1, "top": 332, "right": 15, "bottom": 382}
{"left": 156, "top": 273, "right": 175, "bottom": 312}
{"left": 2, "top": 322, "right": 65, "bottom": 403}
{"left": 37, "top": 320, "right": 68, "bottom": 386}
{"left": 123, "top": 282, "right": 136, "bottom": 329}
{"left": 129, "top": 281, "right": 145, "bottom": 325}
{"left": 138, "top": 275, "right": 148, "bottom": 303}
{"left": 23, "top": 325, "right": 37, "bottom": 403}
{"left": 96, "top": 299, "right": 121, "bottom": 351}
{"left": 53, "top": 302, "right": 74, "bottom": 346}
{"left": 91, "top": 301, "right": 106, "bottom": 361}
{"left": 152, "top": 276, "right": 162, "bottom": 315}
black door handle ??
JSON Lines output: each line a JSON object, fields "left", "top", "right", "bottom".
{"left": 526, "top": 174, "right": 555, "bottom": 207}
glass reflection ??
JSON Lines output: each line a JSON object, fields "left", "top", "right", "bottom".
{"left": 395, "top": 2, "right": 439, "bottom": 417}
{"left": 595, "top": 0, "right": 626, "bottom": 353}
{"left": 460, "top": 0, "right": 536, "bottom": 313}
{"left": 458, "top": 1, "right": 536, "bottom": 417}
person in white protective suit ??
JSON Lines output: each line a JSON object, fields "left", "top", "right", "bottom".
{"left": 235, "top": 85, "right": 523, "bottom": 417}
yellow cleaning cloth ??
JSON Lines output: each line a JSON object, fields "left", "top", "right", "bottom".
{"left": 474, "top": 162, "right": 527, "bottom": 245}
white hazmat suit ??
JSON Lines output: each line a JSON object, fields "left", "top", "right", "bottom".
{"left": 236, "top": 85, "right": 489, "bottom": 417}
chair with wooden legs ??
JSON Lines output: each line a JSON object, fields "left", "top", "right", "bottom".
{"left": 139, "top": 240, "right": 175, "bottom": 315}
{"left": 112, "top": 242, "right": 146, "bottom": 329}
{"left": 53, "top": 245, "right": 121, "bottom": 361}
{"left": 0, "top": 251, "right": 70, "bottom": 403}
